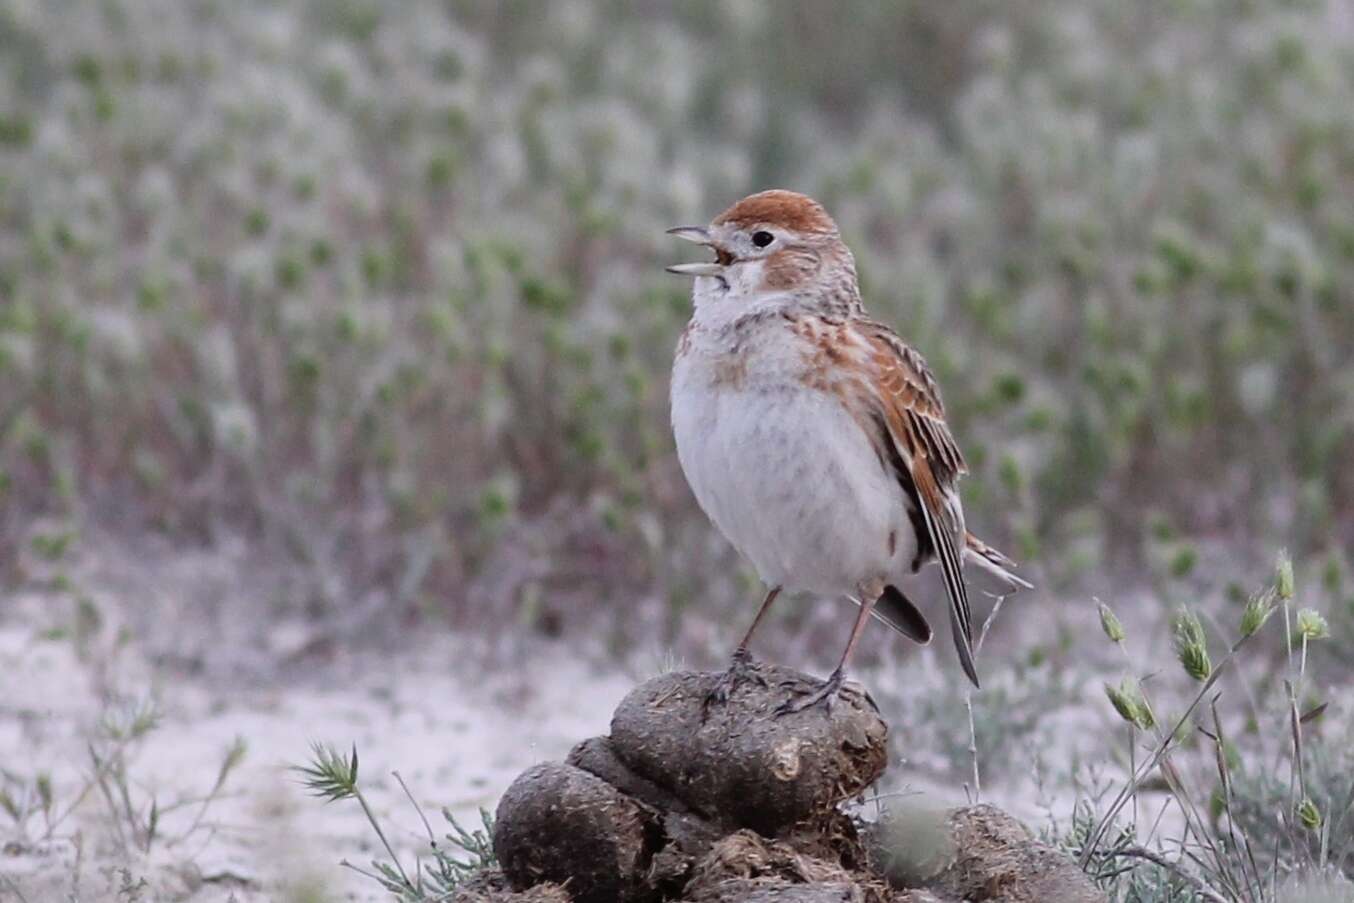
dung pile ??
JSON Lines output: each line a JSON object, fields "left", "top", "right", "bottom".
{"left": 456, "top": 663, "right": 1103, "bottom": 903}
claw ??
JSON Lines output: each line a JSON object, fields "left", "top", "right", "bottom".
{"left": 774, "top": 669, "right": 846, "bottom": 717}
{"left": 703, "top": 650, "right": 766, "bottom": 717}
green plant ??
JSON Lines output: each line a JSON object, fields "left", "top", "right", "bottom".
{"left": 2, "top": 0, "right": 1352, "bottom": 648}
{"left": 1068, "top": 554, "right": 1343, "bottom": 901}
{"left": 296, "top": 743, "right": 497, "bottom": 901}
{"left": 1, "top": 698, "right": 245, "bottom": 853}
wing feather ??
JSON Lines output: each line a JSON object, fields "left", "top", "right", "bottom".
{"left": 859, "top": 321, "right": 980, "bottom": 688}
{"left": 789, "top": 313, "right": 981, "bottom": 686}
{"left": 911, "top": 453, "right": 979, "bottom": 687}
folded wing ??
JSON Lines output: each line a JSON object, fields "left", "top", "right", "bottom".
{"left": 858, "top": 322, "right": 980, "bottom": 688}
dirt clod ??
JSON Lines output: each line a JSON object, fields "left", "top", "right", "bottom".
{"left": 450, "top": 869, "right": 572, "bottom": 902}
{"left": 685, "top": 877, "right": 868, "bottom": 902}
{"left": 885, "top": 805, "right": 1104, "bottom": 903}
{"left": 489, "top": 670, "right": 1104, "bottom": 903}
{"left": 493, "top": 762, "right": 656, "bottom": 903}
{"left": 608, "top": 664, "right": 888, "bottom": 835}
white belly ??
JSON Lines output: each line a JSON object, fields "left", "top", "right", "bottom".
{"left": 671, "top": 365, "right": 916, "bottom": 595}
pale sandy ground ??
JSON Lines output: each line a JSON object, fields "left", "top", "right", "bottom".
{"left": 1, "top": 616, "right": 634, "bottom": 903}
{"left": 0, "top": 532, "right": 643, "bottom": 902}
{"left": 0, "top": 529, "right": 1181, "bottom": 902}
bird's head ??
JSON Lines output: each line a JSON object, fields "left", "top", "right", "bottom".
{"left": 667, "top": 190, "right": 860, "bottom": 317}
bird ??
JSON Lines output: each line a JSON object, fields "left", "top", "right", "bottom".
{"left": 666, "top": 189, "right": 1031, "bottom": 714}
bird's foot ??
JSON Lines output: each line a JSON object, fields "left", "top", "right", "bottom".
{"left": 703, "top": 649, "right": 766, "bottom": 713}
{"left": 775, "top": 668, "right": 848, "bottom": 717}
{"left": 774, "top": 670, "right": 878, "bottom": 716}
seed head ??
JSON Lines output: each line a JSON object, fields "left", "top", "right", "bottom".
{"left": 1239, "top": 588, "right": 1276, "bottom": 639}
{"left": 1104, "top": 678, "right": 1154, "bottom": 730}
{"left": 1297, "top": 797, "right": 1321, "bottom": 831}
{"left": 1296, "top": 608, "right": 1329, "bottom": 642}
{"left": 1098, "top": 601, "right": 1126, "bottom": 644}
{"left": 1276, "top": 550, "right": 1295, "bottom": 601}
{"left": 1171, "top": 608, "right": 1212, "bottom": 681}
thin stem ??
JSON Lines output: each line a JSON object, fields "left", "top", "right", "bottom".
{"left": 394, "top": 770, "right": 436, "bottom": 847}
{"left": 1112, "top": 643, "right": 1141, "bottom": 838}
{"left": 1295, "top": 635, "right": 1309, "bottom": 798}
{"left": 1280, "top": 602, "right": 1313, "bottom": 871}
{"left": 45, "top": 734, "right": 137, "bottom": 840}
{"left": 1109, "top": 845, "right": 1231, "bottom": 903}
{"left": 354, "top": 788, "right": 415, "bottom": 892}
{"left": 112, "top": 756, "right": 139, "bottom": 849}
{"left": 1156, "top": 750, "right": 1239, "bottom": 901}
{"left": 961, "top": 587, "right": 1014, "bottom": 807}
{"left": 1128, "top": 723, "right": 1138, "bottom": 834}
{"left": 88, "top": 744, "right": 130, "bottom": 852}
{"left": 1283, "top": 599, "right": 1297, "bottom": 822}
{"left": 964, "top": 691, "right": 980, "bottom": 804}
{"left": 1, "top": 875, "right": 32, "bottom": 903}
{"left": 340, "top": 858, "right": 395, "bottom": 887}
{"left": 1081, "top": 637, "right": 1250, "bottom": 868}
{"left": 176, "top": 785, "right": 225, "bottom": 845}
{"left": 1211, "top": 698, "right": 1263, "bottom": 900}
{"left": 975, "top": 591, "right": 1009, "bottom": 653}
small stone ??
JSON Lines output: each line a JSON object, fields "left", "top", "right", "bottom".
{"left": 866, "top": 802, "right": 958, "bottom": 887}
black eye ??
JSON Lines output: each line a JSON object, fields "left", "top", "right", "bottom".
{"left": 752, "top": 230, "right": 774, "bottom": 248}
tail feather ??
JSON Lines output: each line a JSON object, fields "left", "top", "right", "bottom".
{"left": 861, "top": 534, "right": 1029, "bottom": 684}
{"left": 963, "top": 531, "right": 1034, "bottom": 591}
{"left": 871, "top": 585, "right": 933, "bottom": 645}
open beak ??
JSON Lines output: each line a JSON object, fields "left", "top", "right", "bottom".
{"left": 665, "top": 226, "right": 726, "bottom": 277}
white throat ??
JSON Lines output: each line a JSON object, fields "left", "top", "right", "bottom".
{"left": 688, "top": 260, "right": 794, "bottom": 334}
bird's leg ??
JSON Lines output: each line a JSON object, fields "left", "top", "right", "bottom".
{"left": 776, "top": 581, "right": 882, "bottom": 716}
{"left": 705, "top": 586, "right": 781, "bottom": 709}
{"left": 731, "top": 585, "right": 782, "bottom": 666}
{"left": 704, "top": 646, "right": 765, "bottom": 710}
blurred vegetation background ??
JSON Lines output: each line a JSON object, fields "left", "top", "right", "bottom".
{"left": 2, "top": 0, "right": 1352, "bottom": 657}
